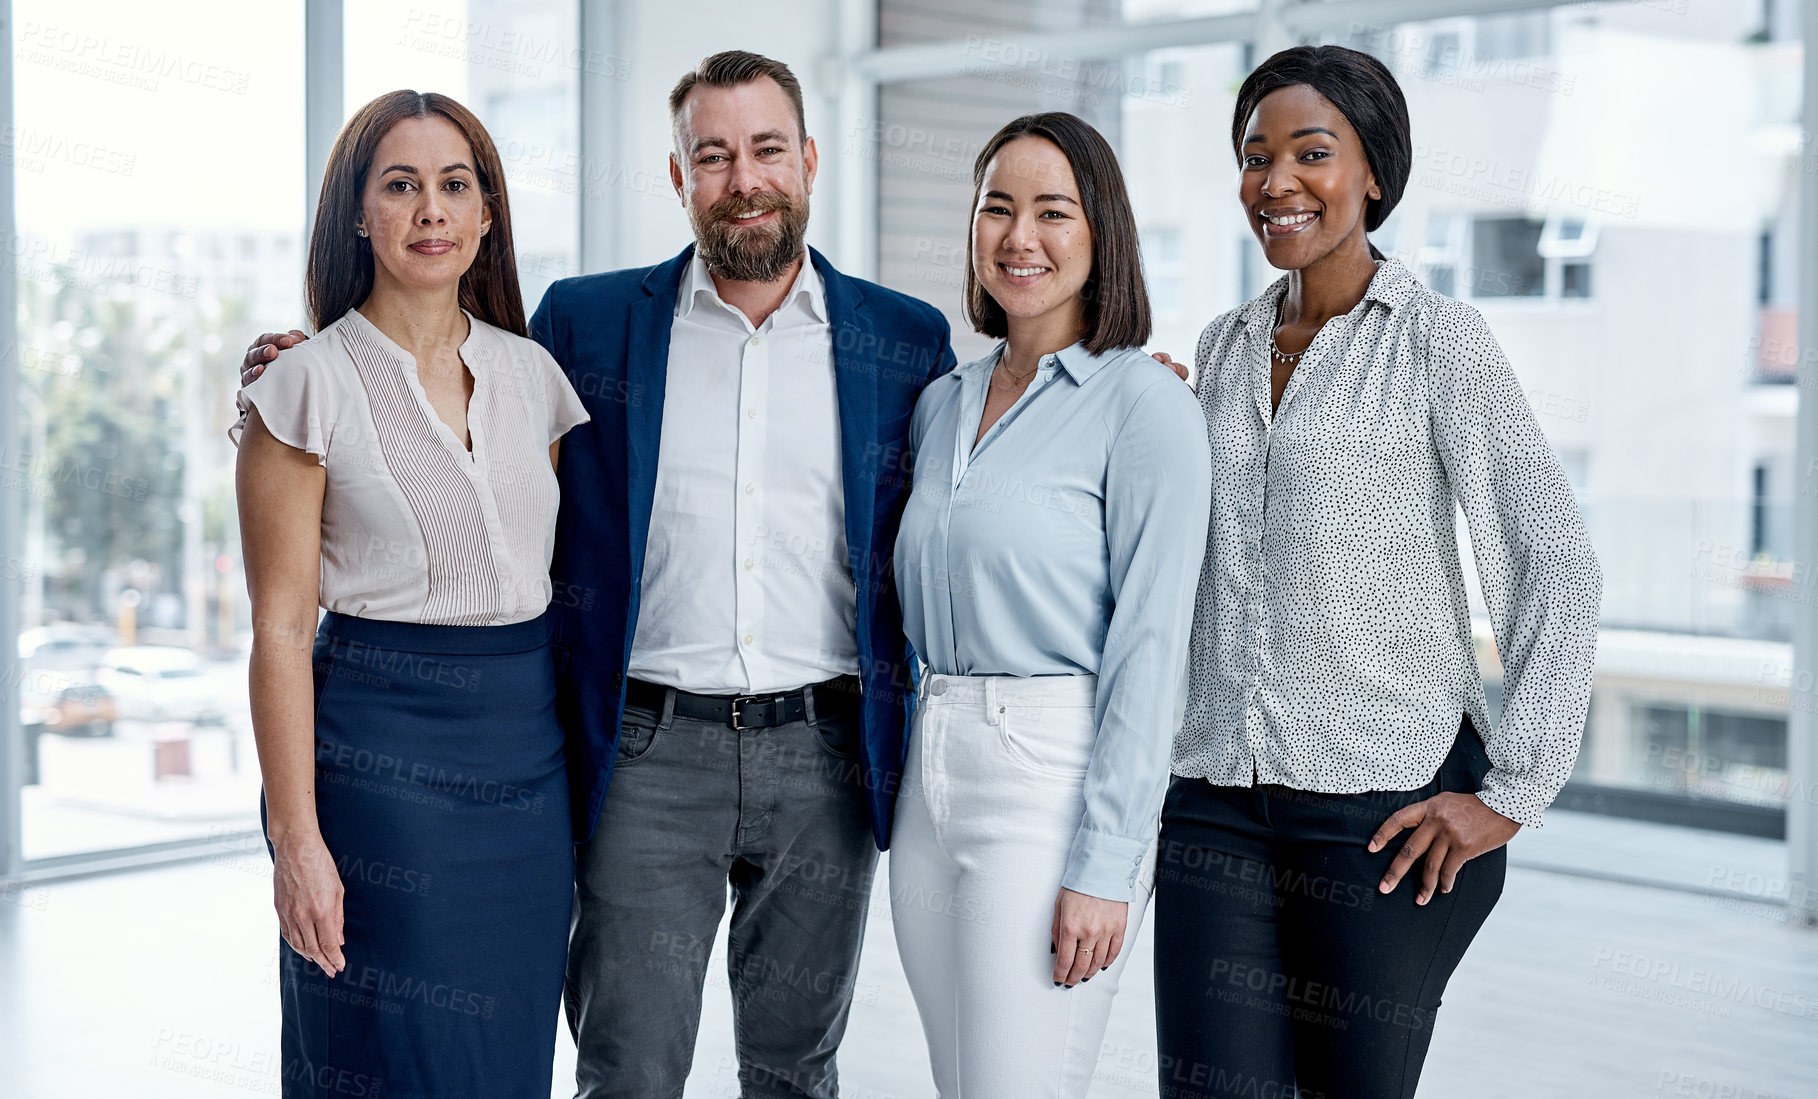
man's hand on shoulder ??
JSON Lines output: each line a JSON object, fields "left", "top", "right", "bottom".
{"left": 242, "top": 330, "right": 311, "bottom": 387}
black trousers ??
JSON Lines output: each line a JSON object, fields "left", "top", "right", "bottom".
{"left": 1154, "top": 721, "right": 1506, "bottom": 1099}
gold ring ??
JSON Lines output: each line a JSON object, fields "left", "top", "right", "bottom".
{"left": 1077, "top": 946, "right": 1093, "bottom": 955}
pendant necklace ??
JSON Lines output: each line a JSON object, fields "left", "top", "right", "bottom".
{"left": 1270, "top": 302, "right": 1306, "bottom": 367}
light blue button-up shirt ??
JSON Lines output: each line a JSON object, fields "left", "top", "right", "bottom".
{"left": 894, "top": 341, "right": 1212, "bottom": 901}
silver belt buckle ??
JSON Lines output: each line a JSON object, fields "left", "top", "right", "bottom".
{"left": 730, "top": 693, "right": 784, "bottom": 731}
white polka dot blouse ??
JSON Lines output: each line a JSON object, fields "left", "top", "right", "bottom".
{"left": 1175, "top": 258, "right": 1603, "bottom": 828}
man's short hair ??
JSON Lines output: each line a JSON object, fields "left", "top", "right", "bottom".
{"left": 669, "top": 51, "right": 808, "bottom": 148}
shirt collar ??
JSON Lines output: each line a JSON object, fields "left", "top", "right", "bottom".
{"left": 676, "top": 250, "right": 827, "bottom": 325}
{"left": 971, "top": 341, "right": 1120, "bottom": 385}
{"left": 1048, "top": 341, "right": 1119, "bottom": 385}
{"left": 1239, "top": 256, "right": 1419, "bottom": 330}
{"left": 342, "top": 305, "right": 483, "bottom": 368}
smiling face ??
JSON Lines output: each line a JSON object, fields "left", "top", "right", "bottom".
{"left": 356, "top": 114, "right": 492, "bottom": 295}
{"left": 1238, "top": 83, "right": 1380, "bottom": 271}
{"left": 670, "top": 77, "right": 817, "bottom": 283}
{"left": 971, "top": 136, "right": 1094, "bottom": 330}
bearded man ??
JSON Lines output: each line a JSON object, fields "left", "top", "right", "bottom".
{"left": 527, "top": 51, "right": 952, "bottom": 1099}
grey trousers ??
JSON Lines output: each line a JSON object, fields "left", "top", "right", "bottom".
{"left": 567, "top": 686, "right": 879, "bottom": 1099}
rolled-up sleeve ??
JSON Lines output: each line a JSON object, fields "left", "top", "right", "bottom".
{"left": 1430, "top": 301, "right": 1603, "bottom": 828}
{"left": 1063, "top": 378, "right": 1213, "bottom": 900}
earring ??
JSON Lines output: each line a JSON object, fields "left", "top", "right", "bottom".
{"left": 355, "top": 227, "right": 368, "bottom": 238}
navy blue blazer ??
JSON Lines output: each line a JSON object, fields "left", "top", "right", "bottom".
{"left": 529, "top": 245, "right": 957, "bottom": 848}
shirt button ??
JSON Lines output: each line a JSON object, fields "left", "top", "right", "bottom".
{"left": 744, "top": 559, "right": 754, "bottom": 570}
{"left": 929, "top": 680, "right": 947, "bottom": 696}
{"left": 744, "top": 483, "right": 755, "bottom": 494}
{"left": 750, "top": 336, "right": 761, "bottom": 347}
{"left": 743, "top": 633, "right": 754, "bottom": 645}
{"left": 746, "top": 408, "right": 758, "bottom": 419}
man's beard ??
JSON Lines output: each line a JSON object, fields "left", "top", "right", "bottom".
{"left": 690, "top": 190, "right": 810, "bottom": 284}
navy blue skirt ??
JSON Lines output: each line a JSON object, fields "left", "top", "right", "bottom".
{"left": 270, "top": 611, "right": 573, "bottom": 1099}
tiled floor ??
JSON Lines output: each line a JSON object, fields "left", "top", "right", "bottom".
{"left": 3, "top": 811, "right": 1815, "bottom": 1098}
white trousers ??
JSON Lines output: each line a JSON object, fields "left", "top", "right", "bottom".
{"left": 890, "top": 672, "right": 1155, "bottom": 1098}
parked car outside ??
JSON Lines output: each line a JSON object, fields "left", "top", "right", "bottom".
{"left": 95, "top": 646, "right": 227, "bottom": 725}
{"left": 20, "top": 680, "right": 118, "bottom": 737}
{"left": 17, "top": 623, "right": 117, "bottom": 672}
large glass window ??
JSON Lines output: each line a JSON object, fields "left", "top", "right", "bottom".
{"left": 6, "top": 0, "right": 580, "bottom": 863}
{"left": 873, "top": 0, "right": 1804, "bottom": 834}
{"left": 1348, "top": 3, "right": 1802, "bottom": 820}
{"left": 10, "top": 0, "right": 305, "bottom": 858}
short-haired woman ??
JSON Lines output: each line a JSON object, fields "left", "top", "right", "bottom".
{"left": 891, "top": 112, "right": 1211, "bottom": 1097}
{"left": 234, "top": 91, "right": 588, "bottom": 1097}
{"left": 1154, "top": 47, "right": 1602, "bottom": 1098}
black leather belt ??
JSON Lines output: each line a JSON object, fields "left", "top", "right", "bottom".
{"left": 625, "top": 675, "right": 862, "bottom": 731}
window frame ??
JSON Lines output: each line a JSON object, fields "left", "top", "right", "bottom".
{"left": 837, "top": 0, "right": 1818, "bottom": 920}
{"left": 4, "top": 0, "right": 1817, "bottom": 926}
{"left": 0, "top": 0, "right": 606, "bottom": 884}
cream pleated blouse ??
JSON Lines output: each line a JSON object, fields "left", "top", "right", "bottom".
{"left": 233, "top": 307, "right": 590, "bottom": 626}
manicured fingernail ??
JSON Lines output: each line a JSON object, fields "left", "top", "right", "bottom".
{"left": 1050, "top": 944, "right": 1056, "bottom": 954}
{"left": 1053, "top": 981, "right": 1062, "bottom": 987}
{"left": 1379, "top": 882, "right": 1392, "bottom": 893}
{"left": 1082, "top": 977, "right": 1092, "bottom": 983}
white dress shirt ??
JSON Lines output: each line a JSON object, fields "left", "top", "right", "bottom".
{"left": 1176, "top": 258, "right": 1602, "bottom": 828}
{"left": 627, "top": 253, "right": 859, "bottom": 694}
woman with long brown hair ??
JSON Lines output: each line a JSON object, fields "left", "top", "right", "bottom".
{"left": 232, "top": 90, "right": 588, "bottom": 1097}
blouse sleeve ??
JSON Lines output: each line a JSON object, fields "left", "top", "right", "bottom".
{"left": 230, "top": 343, "right": 332, "bottom": 465}
{"left": 536, "top": 343, "right": 591, "bottom": 445}
{"left": 1429, "top": 299, "right": 1603, "bottom": 828}
{"left": 1062, "top": 371, "right": 1214, "bottom": 901}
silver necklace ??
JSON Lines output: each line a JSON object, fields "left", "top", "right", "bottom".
{"left": 1270, "top": 303, "right": 1307, "bottom": 366}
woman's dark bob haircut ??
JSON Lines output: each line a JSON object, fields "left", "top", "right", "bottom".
{"left": 964, "top": 112, "right": 1151, "bottom": 354}
{"left": 307, "top": 90, "right": 526, "bottom": 337}
{"left": 1231, "top": 46, "right": 1411, "bottom": 251}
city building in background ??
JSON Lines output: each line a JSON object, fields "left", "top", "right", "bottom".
{"left": 870, "top": 0, "right": 1806, "bottom": 839}
{"left": 7, "top": 0, "right": 581, "bottom": 859}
